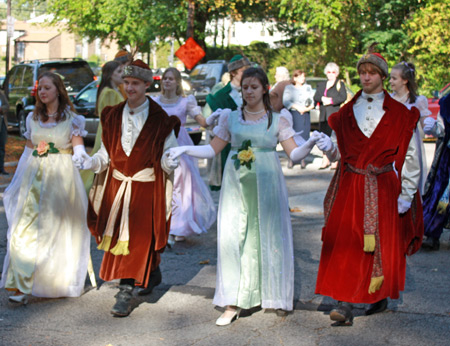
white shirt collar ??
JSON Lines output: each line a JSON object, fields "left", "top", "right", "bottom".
{"left": 125, "top": 98, "right": 149, "bottom": 114}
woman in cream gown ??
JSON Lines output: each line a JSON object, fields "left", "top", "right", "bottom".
{"left": 0, "top": 72, "right": 90, "bottom": 302}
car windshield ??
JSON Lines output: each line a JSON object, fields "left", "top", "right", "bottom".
{"left": 39, "top": 62, "right": 94, "bottom": 93}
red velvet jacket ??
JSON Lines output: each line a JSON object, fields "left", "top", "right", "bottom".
{"left": 87, "top": 97, "right": 180, "bottom": 285}
{"left": 315, "top": 90, "right": 421, "bottom": 303}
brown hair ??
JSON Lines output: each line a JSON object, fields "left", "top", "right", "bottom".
{"left": 96, "top": 61, "right": 121, "bottom": 116}
{"left": 392, "top": 61, "right": 418, "bottom": 104}
{"left": 161, "top": 67, "right": 185, "bottom": 97}
{"left": 241, "top": 67, "right": 273, "bottom": 129}
{"left": 33, "top": 72, "right": 75, "bottom": 122}
{"left": 358, "top": 63, "right": 385, "bottom": 79}
{"left": 291, "top": 69, "right": 305, "bottom": 85}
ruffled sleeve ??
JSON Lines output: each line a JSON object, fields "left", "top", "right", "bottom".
{"left": 212, "top": 108, "right": 232, "bottom": 142}
{"left": 186, "top": 94, "right": 202, "bottom": 119}
{"left": 278, "top": 109, "right": 296, "bottom": 142}
{"left": 70, "top": 112, "right": 88, "bottom": 138}
{"left": 414, "top": 95, "right": 432, "bottom": 117}
{"left": 23, "top": 112, "right": 34, "bottom": 140}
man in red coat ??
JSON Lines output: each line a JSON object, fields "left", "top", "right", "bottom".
{"left": 314, "top": 49, "right": 422, "bottom": 325}
{"left": 73, "top": 60, "right": 180, "bottom": 317}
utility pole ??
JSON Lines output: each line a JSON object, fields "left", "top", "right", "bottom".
{"left": 5, "top": 0, "right": 12, "bottom": 75}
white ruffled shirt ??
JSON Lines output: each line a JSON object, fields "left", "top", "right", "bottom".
{"left": 92, "top": 99, "right": 178, "bottom": 174}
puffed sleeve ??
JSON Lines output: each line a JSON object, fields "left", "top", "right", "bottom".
{"left": 282, "top": 85, "right": 294, "bottom": 110}
{"left": 71, "top": 113, "right": 88, "bottom": 138}
{"left": 414, "top": 95, "right": 432, "bottom": 118}
{"left": 186, "top": 94, "right": 202, "bottom": 119}
{"left": 212, "top": 108, "right": 232, "bottom": 141}
{"left": 278, "top": 109, "right": 296, "bottom": 142}
{"left": 23, "top": 112, "right": 34, "bottom": 140}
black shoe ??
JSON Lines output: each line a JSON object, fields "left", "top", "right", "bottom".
{"left": 330, "top": 302, "right": 353, "bottom": 326}
{"left": 137, "top": 267, "right": 162, "bottom": 296}
{"left": 0, "top": 170, "right": 9, "bottom": 176}
{"left": 365, "top": 298, "right": 388, "bottom": 316}
{"left": 111, "top": 285, "right": 133, "bottom": 317}
{"left": 421, "top": 237, "right": 440, "bottom": 251}
{"left": 276, "top": 309, "right": 289, "bottom": 317}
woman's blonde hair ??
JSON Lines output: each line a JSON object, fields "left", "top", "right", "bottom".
{"left": 161, "top": 67, "right": 185, "bottom": 96}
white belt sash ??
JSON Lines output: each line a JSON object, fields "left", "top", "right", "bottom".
{"left": 97, "top": 167, "right": 155, "bottom": 256}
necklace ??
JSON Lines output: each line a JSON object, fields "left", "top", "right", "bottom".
{"left": 244, "top": 107, "right": 266, "bottom": 115}
{"left": 47, "top": 112, "right": 58, "bottom": 118}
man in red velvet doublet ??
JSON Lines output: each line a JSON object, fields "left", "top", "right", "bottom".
{"left": 75, "top": 60, "right": 180, "bottom": 317}
{"left": 314, "top": 50, "right": 422, "bottom": 325}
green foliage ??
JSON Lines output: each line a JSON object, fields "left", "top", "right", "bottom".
{"left": 405, "top": 0, "right": 450, "bottom": 95}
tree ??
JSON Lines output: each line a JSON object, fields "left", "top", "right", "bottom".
{"left": 405, "top": 0, "right": 450, "bottom": 94}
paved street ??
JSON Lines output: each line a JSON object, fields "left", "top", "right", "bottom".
{"left": 0, "top": 143, "right": 449, "bottom": 346}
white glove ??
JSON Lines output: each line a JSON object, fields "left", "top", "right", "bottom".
{"left": 290, "top": 136, "right": 316, "bottom": 162}
{"left": 309, "top": 130, "right": 322, "bottom": 142}
{"left": 205, "top": 108, "right": 222, "bottom": 126}
{"left": 72, "top": 145, "right": 93, "bottom": 170}
{"left": 423, "top": 117, "right": 436, "bottom": 135}
{"left": 169, "top": 144, "right": 216, "bottom": 160}
{"left": 316, "top": 133, "right": 333, "bottom": 152}
{"left": 161, "top": 150, "right": 179, "bottom": 173}
{"left": 398, "top": 197, "right": 411, "bottom": 214}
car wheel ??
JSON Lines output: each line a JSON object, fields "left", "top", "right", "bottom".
{"left": 18, "top": 109, "right": 27, "bottom": 138}
{"left": 189, "top": 133, "right": 202, "bottom": 145}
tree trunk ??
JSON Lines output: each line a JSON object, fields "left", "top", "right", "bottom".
{"left": 186, "top": 0, "right": 195, "bottom": 39}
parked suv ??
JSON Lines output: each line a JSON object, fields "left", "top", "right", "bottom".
{"left": 189, "top": 60, "right": 228, "bottom": 106}
{"left": 2, "top": 58, "right": 96, "bottom": 137}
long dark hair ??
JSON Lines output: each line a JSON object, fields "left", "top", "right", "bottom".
{"left": 392, "top": 61, "right": 418, "bottom": 104}
{"left": 240, "top": 67, "right": 273, "bottom": 129}
{"left": 96, "top": 61, "right": 121, "bottom": 115}
{"left": 33, "top": 71, "right": 75, "bottom": 122}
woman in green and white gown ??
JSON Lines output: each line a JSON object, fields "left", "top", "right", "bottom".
{"left": 169, "top": 67, "right": 319, "bottom": 325}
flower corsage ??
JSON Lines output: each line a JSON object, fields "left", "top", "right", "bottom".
{"left": 231, "top": 139, "right": 256, "bottom": 170}
{"left": 33, "top": 140, "right": 60, "bottom": 157}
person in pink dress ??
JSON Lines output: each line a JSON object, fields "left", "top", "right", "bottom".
{"left": 152, "top": 67, "right": 218, "bottom": 244}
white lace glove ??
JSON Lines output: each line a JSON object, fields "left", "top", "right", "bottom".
{"left": 169, "top": 144, "right": 216, "bottom": 160}
{"left": 316, "top": 132, "right": 333, "bottom": 152}
{"left": 161, "top": 150, "right": 179, "bottom": 173}
{"left": 205, "top": 108, "right": 222, "bottom": 126}
{"left": 290, "top": 136, "right": 317, "bottom": 162}
{"left": 398, "top": 197, "right": 411, "bottom": 214}
{"left": 423, "top": 117, "right": 436, "bottom": 135}
{"left": 72, "top": 145, "right": 93, "bottom": 170}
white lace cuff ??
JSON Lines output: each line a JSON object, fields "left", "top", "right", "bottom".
{"left": 71, "top": 114, "right": 88, "bottom": 137}
{"left": 278, "top": 109, "right": 295, "bottom": 142}
{"left": 23, "top": 112, "right": 33, "bottom": 140}
{"left": 212, "top": 109, "right": 231, "bottom": 141}
{"left": 186, "top": 94, "right": 202, "bottom": 119}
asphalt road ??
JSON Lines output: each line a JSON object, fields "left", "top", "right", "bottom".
{"left": 0, "top": 144, "right": 448, "bottom": 346}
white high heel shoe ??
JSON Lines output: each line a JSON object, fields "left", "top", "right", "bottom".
{"left": 9, "top": 294, "right": 28, "bottom": 305}
{"left": 216, "top": 307, "right": 241, "bottom": 326}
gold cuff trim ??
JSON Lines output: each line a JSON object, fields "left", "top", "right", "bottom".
{"left": 110, "top": 240, "right": 130, "bottom": 256}
{"left": 97, "top": 235, "right": 112, "bottom": 251}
